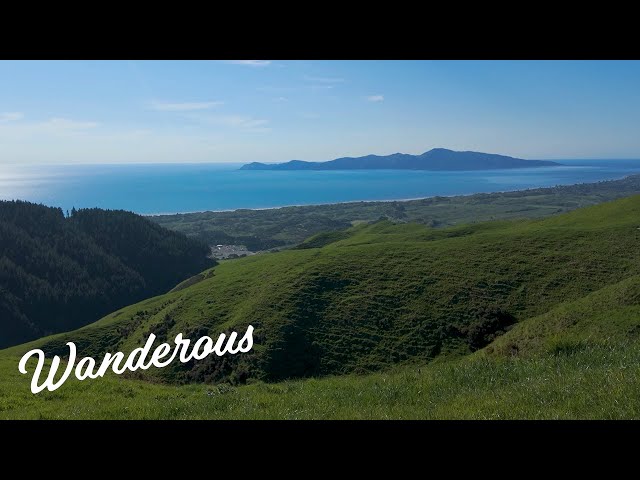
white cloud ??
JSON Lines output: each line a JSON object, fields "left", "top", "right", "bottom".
{"left": 303, "top": 75, "right": 344, "bottom": 83}
{"left": 0, "top": 117, "right": 99, "bottom": 142}
{"left": 182, "top": 112, "right": 270, "bottom": 132}
{"left": 366, "top": 95, "right": 384, "bottom": 102}
{"left": 257, "top": 86, "right": 294, "bottom": 93}
{"left": 0, "top": 112, "right": 24, "bottom": 122}
{"left": 150, "top": 101, "right": 223, "bottom": 112}
{"left": 43, "top": 118, "right": 99, "bottom": 130}
{"left": 217, "top": 115, "right": 269, "bottom": 129}
{"left": 227, "top": 60, "right": 271, "bottom": 67}
{"left": 309, "top": 85, "right": 334, "bottom": 91}
{"left": 274, "top": 97, "right": 288, "bottom": 102}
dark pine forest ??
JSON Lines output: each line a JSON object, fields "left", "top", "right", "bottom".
{"left": 0, "top": 201, "right": 215, "bottom": 348}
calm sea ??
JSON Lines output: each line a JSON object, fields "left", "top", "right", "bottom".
{"left": 1, "top": 159, "right": 640, "bottom": 215}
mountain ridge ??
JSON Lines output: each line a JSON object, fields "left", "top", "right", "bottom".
{"left": 240, "top": 148, "right": 560, "bottom": 171}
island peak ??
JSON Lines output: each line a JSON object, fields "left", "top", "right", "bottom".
{"left": 240, "top": 149, "right": 560, "bottom": 171}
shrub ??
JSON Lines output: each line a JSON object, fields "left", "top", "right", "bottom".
{"left": 464, "top": 307, "right": 517, "bottom": 351}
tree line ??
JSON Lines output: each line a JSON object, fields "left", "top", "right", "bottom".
{"left": 0, "top": 200, "right": 216, "bottom": 348}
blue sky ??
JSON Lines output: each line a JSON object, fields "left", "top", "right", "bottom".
{"left": 1, "top": 60, "right": 639, "bottom": 164}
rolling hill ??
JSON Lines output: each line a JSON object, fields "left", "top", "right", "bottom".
{"left": 240, "top": 148, "right": 559, "bottom": 171}
{"left": 8, "top": 195, "right": 640, "bottom": 392}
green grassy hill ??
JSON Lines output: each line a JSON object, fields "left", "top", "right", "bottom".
{"left": 486, "top": 275, "right": 640, "bottom": 357}
{"left": 3, "top": 265, "right": 640, "bottom": 418}
{"left": 1, "top": 328, "right": 638, "bottom": 419}
{"left": 6, "top": 195, "right": 640, "bottom": 398}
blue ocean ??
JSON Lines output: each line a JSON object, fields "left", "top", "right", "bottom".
{"left": 2, "top": 159, "right": 640, "bottom": 215}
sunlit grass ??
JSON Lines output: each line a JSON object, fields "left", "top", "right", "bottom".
{"left": 2, "top": 341, "right": 638, "bottom": 419}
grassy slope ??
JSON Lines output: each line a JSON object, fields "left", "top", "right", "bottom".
{"left": 2, "top": 195, "right": 640, "bottom": 418}
{"left": 1, "top": 344, "right": 638, "bottom": 419}
{"left": 6, "top": 195, "right": 640, "bottom": 385}
{"left": 3, "top": 273, "right": 640, "bottom": 419}
{"left": 486, "top": 275, "right": 640, "bottom": 357}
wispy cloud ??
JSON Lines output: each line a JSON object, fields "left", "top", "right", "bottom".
{"left": 273, "top": 97, "right": 288, "bottom": 102}
{"left": 303, "top": 75, "right": 344, "bottom": 83}
{"left": 366, "top": 95, "right": 384, "bottom": 102}
{"left": 43, "top": 118, "right": 99, "bottom": 130}
{"left": 0, "top": 117, "right": 99, "bottom": 140}
{"left": 227, "top": 60, "right": 271, "bottom": 67}
{"left": 182, "top": 112, "right": 270, "bottom": 132}
{"left": 217, "top": 115, "right": 268, "bottom": 129}
{"left": 150, "top": 101, "right": 223, "bottom": 112}
{"left": 257, "top": 86, "right": 295, "bottom": 94}
{"left": 259, "top": 84, "right": 334, "bottom": 94}
{"left": 309, "top": 85, "right": 335, "bottom": 92}
{"left": 0, "top": 112, "right": 24, "bottom": 122}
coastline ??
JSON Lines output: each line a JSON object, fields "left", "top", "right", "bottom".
{"left": 143, "top": 173, "right": 640, "bottom": 217}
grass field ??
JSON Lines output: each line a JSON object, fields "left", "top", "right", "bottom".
{"left": 2, "top": 341, "right": 638, "bottom": 419}
{"left": 2, "top": 194, "right": 640, "bottom": 419}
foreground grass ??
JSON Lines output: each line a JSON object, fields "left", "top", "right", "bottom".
{"left": 2, "top": 341, "right": 639, "bottom": 419}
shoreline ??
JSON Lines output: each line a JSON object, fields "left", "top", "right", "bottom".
{"left": 144, "top": 173, "right": 640, "bottom": 217}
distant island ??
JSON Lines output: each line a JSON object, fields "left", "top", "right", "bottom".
{"left": 240, "top": 148, "right": 561, "bottom": 171}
